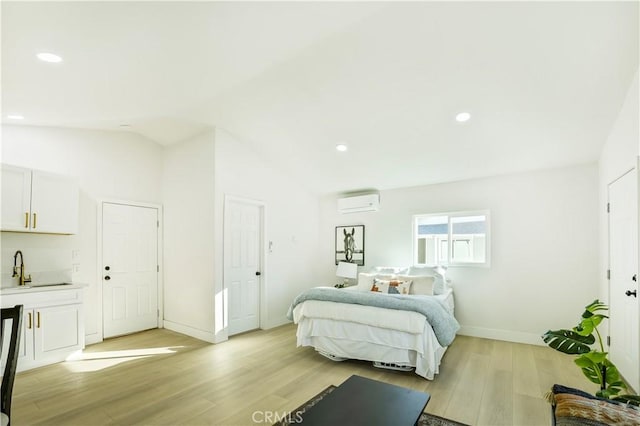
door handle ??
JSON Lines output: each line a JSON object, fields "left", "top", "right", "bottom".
{"left": 255, "top": 272, "right": 261, "bottom": 276}
{"left": 27, "top": 312, "right": 32, "bottom": 329}
{"left": 104, "top": 276, "right": 111, "bottom": 281}
{"left": 32, "top": 213, "right": 37, "bottom": 229}
{"left": 625, "top": 290, "right": 637, "bottom": 297}
{"left": 633, "top": 274, "right": 637, "bottom": 282}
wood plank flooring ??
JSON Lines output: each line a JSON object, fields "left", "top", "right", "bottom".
{"left": 12, "top": 325, "right": 592, "bottom": 425}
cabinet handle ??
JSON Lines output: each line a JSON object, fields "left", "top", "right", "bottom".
{"left": 25, "top": 212, "right": 29, "bottom": 228}
{"left": 33, "top": 213, "right": 37, "bottom": 229}
{"left": 27, "top": 312, "right": 32, "bottom": 329}
{"left": 37, "top": 311, "right": 41, "bottom": 328}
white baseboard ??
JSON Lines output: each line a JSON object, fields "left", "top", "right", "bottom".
{"left": 85, "top": 333, "right": 102, "bottom": 346}
{"left": 163, "top": 320, "right": 216, "bottom": 343}
{"left": 458, "top": 325, "right": 545, "bottom": 346}
{"left": 262, "top": 317, "right": 290, "bottom": 330}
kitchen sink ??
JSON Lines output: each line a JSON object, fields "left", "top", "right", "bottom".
{"left": 30, "top": 283, "right": 73, "bottom": 287}
{"left": 1, "top": 283, "right": 74, "bottom": 290}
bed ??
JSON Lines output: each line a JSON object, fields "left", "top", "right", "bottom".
{"left": 286, "top": 267, "right": 459, "bottom": 380}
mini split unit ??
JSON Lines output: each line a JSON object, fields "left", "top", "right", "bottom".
{"left": 337, "top": 194, "right": 380, "bottom": 214}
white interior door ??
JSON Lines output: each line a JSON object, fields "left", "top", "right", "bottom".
{"left": 103, "top": 202, "right": 159, "bottom": 338}
{"left": 224, "top": 199, "right": 262, "bottom": 336}
{"left": 608, "top": 168, "right": 639, "bottom": 392}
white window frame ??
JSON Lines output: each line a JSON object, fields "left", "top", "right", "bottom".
{"left": 412, "top": 210, "right": 491, "bottom": 268}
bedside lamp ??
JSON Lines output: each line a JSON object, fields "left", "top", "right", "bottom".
{"left": 336, "top": 261, "right": 358, "bottom": 288}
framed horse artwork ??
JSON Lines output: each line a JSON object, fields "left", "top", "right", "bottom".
{"left": 335, "top": 225, "right": 365, "bottom": 266}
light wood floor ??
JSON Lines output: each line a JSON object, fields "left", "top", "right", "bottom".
{"left": 12, "top": 324, "right": 592, "bottom": 426}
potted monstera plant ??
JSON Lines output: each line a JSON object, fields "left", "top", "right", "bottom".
{"left": 542, "top": 300, "right": 640, "bottom": 406}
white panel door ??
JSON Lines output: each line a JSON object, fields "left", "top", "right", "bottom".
{"left": 103, "top": 203, "right": 159, "bottom": 338}
{"left": 1, "top": 164, "right": 32, "bottom": 231}
{"left": 608, "top": 169, "right": 639, "bottom": 392}
{"left": 225, "top": 199, "right": 262, "bottom": 336}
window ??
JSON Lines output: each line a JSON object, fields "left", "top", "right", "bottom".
{"left": 413, "top": 211, "right": 490, "bottom": 267}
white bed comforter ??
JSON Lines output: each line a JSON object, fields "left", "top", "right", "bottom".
{"left": 292, "top": 289, "right": 454, "bottom": 379}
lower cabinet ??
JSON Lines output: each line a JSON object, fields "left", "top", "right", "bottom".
{"left": 1, "top": 287, "right": 85, "bottom": 372}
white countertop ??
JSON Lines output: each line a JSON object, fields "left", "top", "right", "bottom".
{"left": 0, "top": 283, "right": 88, "bottom": 295}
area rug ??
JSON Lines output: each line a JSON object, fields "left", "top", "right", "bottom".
{"left": 274, "top": 385, "right": 470, "bottom": 426}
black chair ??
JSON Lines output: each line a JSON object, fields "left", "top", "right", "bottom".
{"left": 1, "top": 305, "right": 23, "bottom": 426}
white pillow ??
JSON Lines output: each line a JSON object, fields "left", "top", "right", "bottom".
{"left": 358, "top": 273, "right": 398, "bottom": 291}
{"left": 356, "top": 273, "right": 376, "bottom": 291}
{"left": 408, "top": 266, "right": 437, "bottom": 275}
{"left": 371, "top": 266, "right": 410, "bottom": 275}
{"left": 398, "top": 275, "right": 435, "bottom": 295}
{"left": 370, "top": 278, "right": 411, "bottom": 295}
{"left": 432, "top": 277, "right": 447, "bottom": 295}
{"left": 376, "top": 274, "right": 396, "bottom": 280}
{"left": 406, "top": 266, "right": 448, "bottom": 295}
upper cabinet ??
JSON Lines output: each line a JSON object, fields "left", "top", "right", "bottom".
{"left": 1, "top": 164, "right": 79, "bottom": 234}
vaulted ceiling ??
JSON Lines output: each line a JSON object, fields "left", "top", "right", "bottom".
{"left": 3, "top": 1, "right": 638, "bottom": 194}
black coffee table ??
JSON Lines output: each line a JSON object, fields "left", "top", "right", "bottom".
{"left": 299, "top": 375, "right": 430, "bottom": 426}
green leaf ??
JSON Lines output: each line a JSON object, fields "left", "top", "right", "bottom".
{"left": 613, "top": 395, "right": 640, "bottom": 407}
{"left": 543, "top": 329, "right": 594, "bottom": 354}
{"left": 574, "top": 354, "right": 602, "bottom": 385}
{"left": 602, "top": 360, "right": 622, "bottom": 385}
{"left": 574, "top": 355, "right": 626, "bottom": 396}
{"left": 584, "top": 352, "right": 608, "bottom": 364}
{"left": 597, "top": 387, "right": 623, "bottom": 399}
{"left": 574, "top": 315, "right": 606, "bottom": 336}
{"left": 582, "top": 300, "right": 609, "bottom": 319}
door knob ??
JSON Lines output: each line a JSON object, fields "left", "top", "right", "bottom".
{"left": 255, "top": 272, "right": 261, "bottom": 276}
{"left": 105, "top": 266, "right": 110, "bottom": 271}
{"left": 625, "top": 290, "right": 637, "bottom": 297}
{"left": 104, "top": 276, "right": 111, "bottom": 281}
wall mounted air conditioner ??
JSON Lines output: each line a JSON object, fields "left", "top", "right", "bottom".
{"left": 338, "top": 194, "right": 380, "bottom": 214}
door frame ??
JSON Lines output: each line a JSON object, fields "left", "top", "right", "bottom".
{"left": 223, "top": 195, "right": 266, "bottom": 335}
{"left": 606, "top": 164, "right": 640, "bottom": 391}
{"left": 96, "top": 199, "right": 164, "bottom": 344}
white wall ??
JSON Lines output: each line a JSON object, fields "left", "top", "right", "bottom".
{"left": 598, "top": 70, "right": 639, "bottom": 303}
{"left": 1, "top": 125, "right": 163, "bottom": 343}
{"left": 213, "top": 127, "right": 320, "bottom": 340}
{"left": 319, "top": 164, "right": 599, "bottom": 345}
{"left": 162, "top": 131, "right": 217, "bottom": 342}
{"left": 2, "top": 124, "right": 321, "bottom": 347}
{"left": 161, "top": 127, "right": 320, "bottom": 343}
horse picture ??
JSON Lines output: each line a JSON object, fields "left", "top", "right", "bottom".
{"left": 343, "top": 228, "right": 356, "bottom": 262}
{"left": 335, "top": 225, "right": 365, "bottom": 265}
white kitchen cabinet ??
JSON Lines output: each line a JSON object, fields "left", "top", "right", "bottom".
{"left": 1, "top": 165, "right": 31, "bottom": 231}
{"left": 1, "top": 286, "right": 85, "bottom": 372}
{"left": 1, "top": 164, "right": 79, "bottom": 234}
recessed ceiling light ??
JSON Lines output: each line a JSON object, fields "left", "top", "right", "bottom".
{"left": 455, "top": 112, "right": 471, "bottom": 122}
{"left": 36, "top": 52, "right": 63, "bottom": 63}
{"left": 7, "top": 114, "right": 24, "bottom": 120}
{"left": 336, "top": 144, "right": 348, "bottom": 152}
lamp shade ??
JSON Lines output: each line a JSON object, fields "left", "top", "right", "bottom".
{"left": 336, "top": 261, "right": 358, "bottom": 279}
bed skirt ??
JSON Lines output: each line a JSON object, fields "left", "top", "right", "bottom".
{"left": 296, "top": 318, "right": 448, "bottom": 380}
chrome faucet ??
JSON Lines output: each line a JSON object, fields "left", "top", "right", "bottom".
{"left": 12, "top": 250, "right": 32, "bottom": 286}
